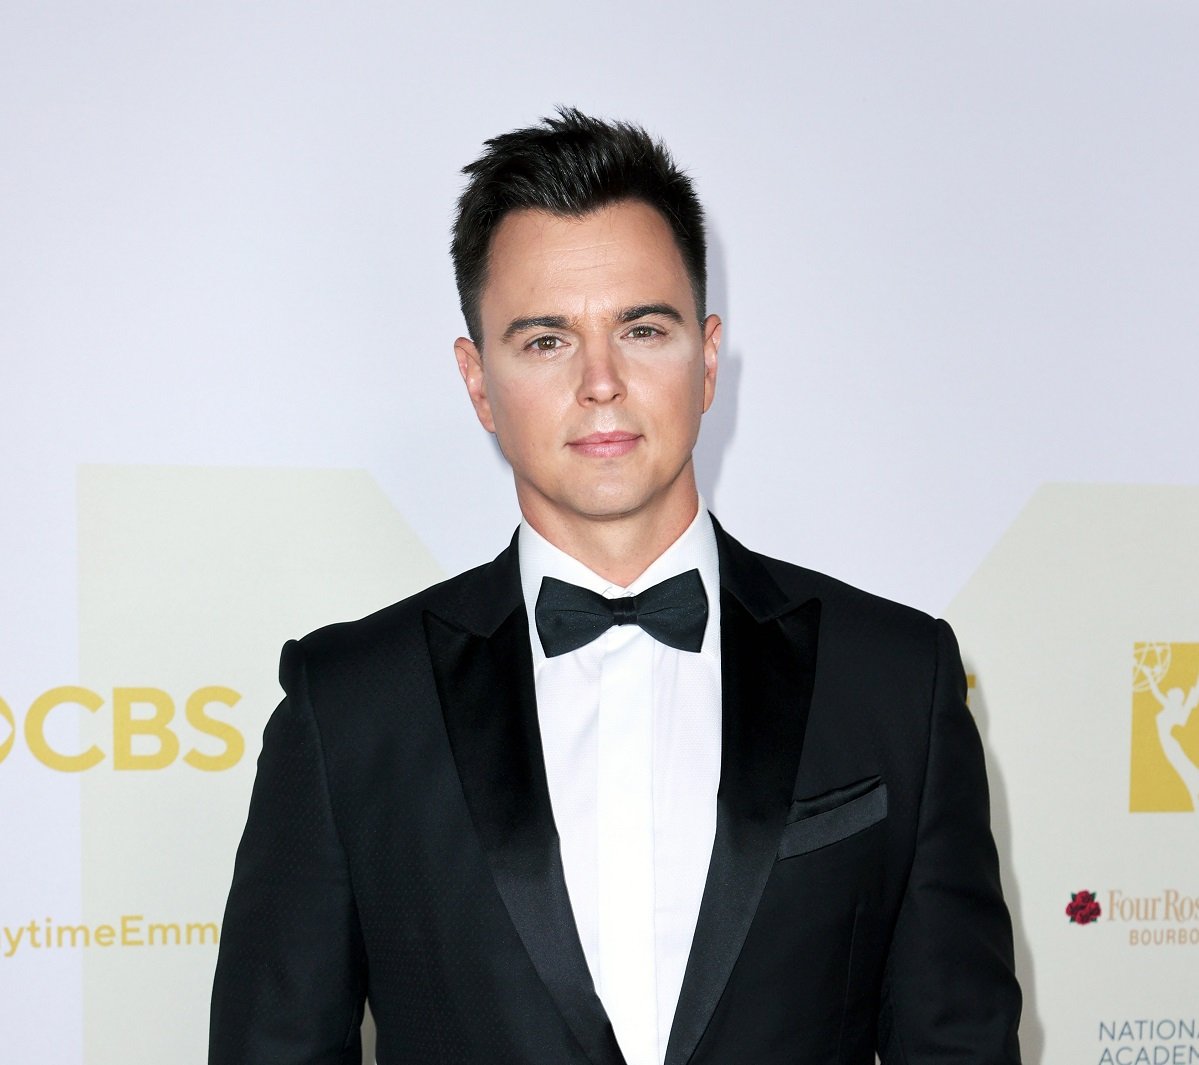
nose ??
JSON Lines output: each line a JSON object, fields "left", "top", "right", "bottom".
{"left": 575, "top": 336, "right": 626, "bottom": 406}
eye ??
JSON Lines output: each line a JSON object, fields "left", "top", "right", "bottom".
{"left": 526, "top": 335, "right": 565, "bottom": 352}
{"left": 626, "top": 324, "right": 663, "bottom": 339}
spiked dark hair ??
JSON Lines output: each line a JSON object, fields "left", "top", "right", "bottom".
{"left": 451, "top": 107, "right": 707, "bottom": 345}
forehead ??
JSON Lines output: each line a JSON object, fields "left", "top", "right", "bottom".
{"left": 480, "top": 201, "right": 691, "bottom": 320}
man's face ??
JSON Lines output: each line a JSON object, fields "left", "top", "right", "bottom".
{"left": 454, "top": 199, "right": 720, "bottom": 539}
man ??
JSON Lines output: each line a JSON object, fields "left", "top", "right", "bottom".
{"left": 210, "top": 108, "right": 1022, "bottom": 1064}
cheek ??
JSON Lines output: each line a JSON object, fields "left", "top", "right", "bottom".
{"left": 636, "top": 365, "right": 708, "bottom": 431}
{"left": 487, "top": 380, "right": 562, "bottom": 451}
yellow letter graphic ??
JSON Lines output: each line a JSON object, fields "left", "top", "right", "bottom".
{"left": 26, "top": 687, "right": 104, "bottom": 771}
{"left": 113, "top": 688, "right": 179, "bottom": 770}
{"left": 183, "top": 686, "right": 244, "bottom": 771}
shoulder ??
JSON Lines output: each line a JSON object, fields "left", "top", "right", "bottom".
{"left": 714, "top": 527, "right": 959, "bottom": 686}
{"left": 719, "top": 519, "right": 940, "bottom": 635}
{"left": 781, "top": 554, "right": 949, "bottom": 662}
{"left": 728, "top": 539, "right": 968, "bottom": 768}
{"left": 282, "top": 554, "right": 508, "bottom": 683}
{"left": 765, "top": 552, "right": 934, "bottom": 628}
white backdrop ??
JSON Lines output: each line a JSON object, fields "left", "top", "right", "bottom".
{"left": 2, "top": 3, "right": 1197, "bottom": 1063}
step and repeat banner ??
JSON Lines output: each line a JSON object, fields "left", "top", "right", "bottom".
{"left": 2, "top": 4, "right": 1197, "bottom": 1064}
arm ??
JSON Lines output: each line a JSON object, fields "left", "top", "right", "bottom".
{"left": 1155, "top": 718, "right": 1199, "bottom": 799}
{"left": 1143, "top": 668, "right": 1167, "bottom": 708}
{"left": 209, "top": 639, "right": 367, "bottom": 1065}
{"left": 878, "top": 620, "right": 1022, "bottom": 1064}
{"left": 1185, "top": 681, "right": 1199, "bottom": 715}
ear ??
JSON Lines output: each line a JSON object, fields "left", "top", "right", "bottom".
{"left": 700, "top": 314, "right": 721, "bottom": 413}
{"left": 454, "top": 337, "right": 495, "bottom": 434}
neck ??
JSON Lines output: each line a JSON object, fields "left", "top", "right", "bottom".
{"left": 520, "top": 482, "right": 701, "bottom": 588}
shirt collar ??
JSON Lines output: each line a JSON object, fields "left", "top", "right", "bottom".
{"left": 518, "top": 500, "right": 721, "bottom": 660}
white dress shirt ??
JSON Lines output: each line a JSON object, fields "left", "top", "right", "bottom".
{"left": 518, "top": 506, "right": 722, "bottom": 1065}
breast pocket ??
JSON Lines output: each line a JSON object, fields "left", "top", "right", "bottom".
{"left": 776, "top": 777, "right": 888, "bottom": 860}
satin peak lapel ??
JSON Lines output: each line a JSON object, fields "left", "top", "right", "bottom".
{"left": 665, "top": 525, "right": 821, "bottom": 1065}
{"left": 423, "top": 541, "right": 625, "bottom": 1065}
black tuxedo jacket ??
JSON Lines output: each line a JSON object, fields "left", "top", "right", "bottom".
{"left": 210, "top": 522, "right": 1021, "bottom": 1064}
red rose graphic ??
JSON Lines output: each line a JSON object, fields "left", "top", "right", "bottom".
{"left": 1066, "top": 890, "right": 1101, "bottom": 925}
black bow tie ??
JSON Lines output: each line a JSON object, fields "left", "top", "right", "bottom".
{"left": 534, "top": 569, "right": 709, "bottom": 658}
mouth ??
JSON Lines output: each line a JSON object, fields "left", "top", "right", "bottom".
{"left": 567, "top": 431, "right": 641, "bottom": 458}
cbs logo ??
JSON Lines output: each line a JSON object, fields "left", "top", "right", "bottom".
{"left": 0, "top": 686, "right": 243, "bottom": 771}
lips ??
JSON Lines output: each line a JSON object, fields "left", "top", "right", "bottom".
{"left": 567, "top": 431, "right": 641, "bottom": 457}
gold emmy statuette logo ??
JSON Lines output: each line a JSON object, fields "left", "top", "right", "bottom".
{"left": 0, "top": 696, "right": 14, "bottom": 764}
{"left": 1131, "top": 643, "right": 1199, "bottom": 812}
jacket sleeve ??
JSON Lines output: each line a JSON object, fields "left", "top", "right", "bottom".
{"left": 209, "top": 639, "right": 368, "bottom": 1065}
{"left": 878, "top": 619, "right": 1023, "bottom": 1064}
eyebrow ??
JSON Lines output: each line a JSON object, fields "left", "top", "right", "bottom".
{"left": 618, "top": 303, "right": 686, "bottom": 325}
{"left": 501, "top": 315, "right": 571, "bottom": 344}
{"left": 500, "top": 303, "right": 686, "bottom": 344}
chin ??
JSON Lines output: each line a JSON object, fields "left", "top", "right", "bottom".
{"left": 566, "top": 486, "right": 651, "bottom": 522}
{"left": 575, "top": 499, "right": 645, "bottom": 522}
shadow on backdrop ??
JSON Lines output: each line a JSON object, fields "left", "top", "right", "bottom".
{"left": 695, "top": 225, "right": 739, "bottom": 511}
{"left": 961, "top": 661, "right": 1042, "bottom": 1065}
